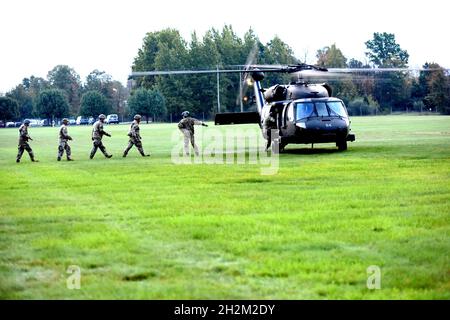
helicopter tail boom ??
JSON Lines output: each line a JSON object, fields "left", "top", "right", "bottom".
{"left": 215, "top": 112, "right": 260, "bottom": 125}
{"left": 253, "top": 80, "right": 265, "bottom": 115}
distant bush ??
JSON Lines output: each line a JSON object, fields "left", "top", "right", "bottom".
{"left": 347, "top": 96, "right": 379, "bottom": 116}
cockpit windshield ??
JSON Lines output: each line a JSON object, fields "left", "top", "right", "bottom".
{"left": 296, "top": 102, "right": 316, "bottom": 119}
{"left": 327, "top": 101, "right": 348, "bottom": 117}
{"left": 296, "top": 101, "right": 348, "bottom": 120}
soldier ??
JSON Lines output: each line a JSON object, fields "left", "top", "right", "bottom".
{"left": 90, "top": 114, "right": 113, "bottom": 159}
{"left": 122, "top": 114, "right": 150, "bottom": 157}
{"left": 57, "top": 118, "right": 73, "bottom": 161}
{"left": 263, "top": 110, "right": 277, "bottom": 151}
{"left": 177, "top": 111, "right": 208, "bottom": 156}
{"left": 16, "top": 119, "right": 38, "bottom": 163}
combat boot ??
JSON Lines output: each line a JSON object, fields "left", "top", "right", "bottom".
{"left": 106, "top": 154, "right": 113, "bottom": 158}
{"left": 57, "top": 157, "right": 61, "bottom": 161}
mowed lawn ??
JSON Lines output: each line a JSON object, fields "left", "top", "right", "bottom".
{"left": 0, "top": 115, "right": 449, "bottom": 299}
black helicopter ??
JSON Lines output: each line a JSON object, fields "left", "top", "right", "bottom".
{"left": 214, "top": 64, "right": 355, "bottom": 152}
{"left": 131, "top": 63, "right": 356, "bottom": 152}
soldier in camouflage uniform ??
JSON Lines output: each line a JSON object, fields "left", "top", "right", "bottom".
{"left": 122, "top": 114, "right": 150, "bottom": 157}
{"left": 16, "top": 119, "right": 38, "bottom": 163}
{"left": 177, "top": 111, "right": 208, "bottom": 156}
{"left": 263, "top": 110, "right": 277, "bottom": 151}
{"left": 90, "top": 114, "right": 113, "bottom": 159}
{"left": 57, "top": 118, "right": 73, "bottom": 161}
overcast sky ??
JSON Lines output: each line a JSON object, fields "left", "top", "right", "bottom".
{"left": 1, "top": 0, "right": 448, "bottom": 93}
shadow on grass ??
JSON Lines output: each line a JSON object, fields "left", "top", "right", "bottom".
{"left": 282, "top": 147, "right": 341, "bottom": 155}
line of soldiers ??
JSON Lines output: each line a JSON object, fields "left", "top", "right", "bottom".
{"left": 16, "top": 111, "right": 207, "bottom": 162}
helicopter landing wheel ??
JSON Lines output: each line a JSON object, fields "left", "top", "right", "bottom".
{"left": 337, "top": 140, "right": 347, "bottom": 151}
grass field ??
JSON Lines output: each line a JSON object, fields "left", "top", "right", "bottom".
{"left": 0, "top": 115, "right": 449, "bottom": 299}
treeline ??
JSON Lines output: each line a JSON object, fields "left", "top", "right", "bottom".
{"left": 1, "top": 27, "right": 450, "bottom": 124}
{"left": 132, "top": 26, "right": 299, "bottom": 119}
{"left": 0, "top": 67, "right": 128, "bottom": 124}
{"left": 132, "top": 28, "right": 450, "bottom": 117}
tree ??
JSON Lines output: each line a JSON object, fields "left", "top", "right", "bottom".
{"left": 128, "top": 88, "right": 166, "bottom": 123}
{"left": 47, "top": 65, "right": 82, "bottom": 115}
{"left": 36, "top": 89, "right": 69, "bottom": 122}
{"left": 80, "top": 91, "right": 111, "bottom": 117}
{"left": 187, "top": 31, "right": 220, "bottom": 116}
{"left": 6, "top": 84, "right": 33, "bottom": 119}
{"left": 316, "top": 43, "right": 347, "bottom": 68}
{"left": 110, "top": 81, "right": 128, "bottom": 119}
{"left": 348, "top": 58, "right": 365, "bottom": 69}
{"left": 0, "top": 96, "right": 19, "bottom": 123}
{"left": 365, "top": 32, "right": 409, "bottom": 68}
{"left": 365, "top": 33, "right": 410, "bottom": 112}
{"left": 84, "top": 70, "right": 115, "bottom": 103}
{"left": 347, "top": 96, "right": 379, "bottom": 116}
{"left": 6, "top": 76, "right": 50, "bottom": 119}
{"left": 263, "top": 35, "right": 298, "bottom": 89}
{"left": 420, "top": 63, "right": 450, "bottom": 114}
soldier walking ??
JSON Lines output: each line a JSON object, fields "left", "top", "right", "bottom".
{"left": 122, "top": 114, "right": 150, "bottom": 157}
{"left": 263, "top": 110, "right": 277, "bottom": 151}
{"left": 90, "top": 114, "right": 113, "bottom": 159}
{"left": 57, "top": 118, "right": 73, "bottom": 161}
{"left": 16, "top": 119, "right": 38, "bottom": 163}
{"left": 177, "top": 111, "right": 208, "bottom": 156}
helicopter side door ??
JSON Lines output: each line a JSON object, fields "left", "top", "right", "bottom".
{"left": 280, "top": 103, "right": 296, "bottom": 137}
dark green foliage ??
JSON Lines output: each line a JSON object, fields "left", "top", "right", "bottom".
{"left": 6, "top": 85, "right": 33, "bottom": 119}
{"left": 47, "top": 65, "right": 82, "bottom": 115}
{"left": 364, "top": 33, "right": 411, "bottom": 112}
{"left": 365, "top": 32, "right": 409, "bottom": 68}
{"left": 35, "top": 89, "right": 70, "bottom": 121}
{"left": 347, "top": 96, "right": 380, "bottom": 116}
{"left": 132, "top": 26, "right": 298, "bottom": 117}
{"left": 0, "top": 96, "right": 19, "bottom": 122}
{"left": 80, "top": 91, "right": 111, "bottom": 117}
{"left": 317, "top": 44, "right": 347, "bottom": 68}
{"left": 128, "top": 88, "right": 166, "bottom": 123}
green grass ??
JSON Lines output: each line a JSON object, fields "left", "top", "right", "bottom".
{"left": 0, "top": 115, "right": 449, "bottom": 299}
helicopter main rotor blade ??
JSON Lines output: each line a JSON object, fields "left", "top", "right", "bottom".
{"left": 130, "top": 64, "right": 449, "bottom": 79}
{"left": 130, "top": 69, "right": 261, "bottom": 77}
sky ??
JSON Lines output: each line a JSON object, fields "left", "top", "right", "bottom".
{"left": 1, "top": 0, "right": 449, "bottom": 93}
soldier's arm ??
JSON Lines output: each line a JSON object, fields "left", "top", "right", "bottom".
{"left": 24, "top": 131, "right": 33, "bottom": 140}
{"left": 99, "top": 126, "right": 111, "bottom": 137}
{"left": 193, "top": 119, "right": 208, "bottom": 127}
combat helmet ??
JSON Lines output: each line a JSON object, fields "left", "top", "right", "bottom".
{"left": 181, "top": 111, "right": 190, "bottom": 118}
{"left": 134, "top": 114, "right": 142, "bottom": 120}
{"left": 98, "top": 114, "right": 106, "bottom": 120}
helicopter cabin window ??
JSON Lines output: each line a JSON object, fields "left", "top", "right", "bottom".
{"left": 315, "top": 102, "right": 329, "bottom": 117}
{"left": 327, "top": 101, "right": 348, "bottom": 117}
{"left": 296, "top": 102, "right": 315, "bottom": 120}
